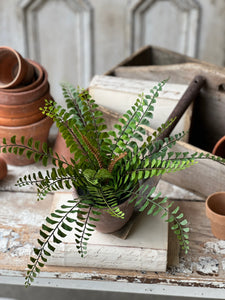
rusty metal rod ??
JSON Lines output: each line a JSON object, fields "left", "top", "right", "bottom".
{"left": 159, "top": 75, "right": 205, "bottom": 141}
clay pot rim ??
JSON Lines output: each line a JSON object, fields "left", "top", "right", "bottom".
{"left": 212, "top": 136, "right": 225, "bottom": 156}
{"left": 0, "top": 46, "right": 23, "bottom": 88}
{"left": 1, "top": 59, "right": 44, "bottom": 93}
{"left": 0, "top": 64, "right": 48, "bottom": 96}
{"left": 206, "top": 191, "right": 225, "bottom": 222}
{"left": 0, "top": 65, "right": 49, "bottom": 105}
{"left": 0, "top": 114, "right": 53, "bottom": 130}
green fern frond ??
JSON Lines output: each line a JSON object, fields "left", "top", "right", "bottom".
{"left": 76, "top": 204, "right": 96, "bottom": 257}
{"left": 110, "top": 79, "right": 167, "bottom": 154}
{"left": 128, "top": 184, "right": 189, "bottom": 253}
{"left": 25, "top": 198, "right": 81, "bottom": 287}
{"left": 6, "top": 80, "right": 225, "bottom": 287}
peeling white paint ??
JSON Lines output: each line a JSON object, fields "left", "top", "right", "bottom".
{"left": 0, "top": 229, "right": 12, "bottom": 252}
{"left": 10, "top": 243, "right": 33, "bottom": 257}
{"left": 0, "top": 228, "right": 33, "bottom": 257}
{"left": 204, "top": 241, "right": 225, "bottom": 255}
{"left": 194, "top": 257, "right": 219, "bottom": 275}
{"left": 222, "top": 259, "right": 225, "bottom": 271}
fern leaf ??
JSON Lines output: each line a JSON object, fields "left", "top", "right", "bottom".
{"left": 25, "top": 198, "right": 80, "bottom": 287}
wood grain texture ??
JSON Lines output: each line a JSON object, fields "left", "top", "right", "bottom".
{"left": 89, "top": 75, "right": 192, "bottom": 141}
{"left": 100, "top": 98, "right": 225, "bottom": 198}
{"left": 47, "top": 192, "right": 168, "bottom": 272}
{"left": 1, "top": 190, "right": 225, "bottom": 290}
{"left": 114, "top": 63, "right": 225, "bottom": 91}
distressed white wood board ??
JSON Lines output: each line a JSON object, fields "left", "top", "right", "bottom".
{"left": 89, "top": 75, "right": 192, "bottom": 141}
{"left": 47, "top": 192, "right": 168, "bottom": 272}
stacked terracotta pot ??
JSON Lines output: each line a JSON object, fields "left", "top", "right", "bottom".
{"left": 0, "top": 46, "right": 53, "bottom": 165}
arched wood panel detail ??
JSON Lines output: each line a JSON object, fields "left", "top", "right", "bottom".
{"left": 130, "top": 0, "right": 200, "bottom": 57}
{"left": 20, "top": 0, "right": 93, "bottom": 99}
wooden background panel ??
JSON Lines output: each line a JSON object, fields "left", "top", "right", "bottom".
{"left": 21, "top": 0, "right": 93, "bottom": 100}
{"left": 0, "top": 0, "right": 224, "bottom": 106}
{"left": 0, "top": 0, "right": 25, "bottom": 51}
{"left": 131, "top": 0, "right": 200, "bottom": 57}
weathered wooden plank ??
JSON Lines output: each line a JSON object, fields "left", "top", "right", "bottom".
{"left": 105, "top": 45, "right": 200, "bottom": 77}
{"left": 89, "top": 75, "right": 192, "bottom": 141}
{"left": 47, "top": 192, "right": 168, "bottom": 272}
{"left": 114, "top": 63, "right": 225, "bottom": 91}
{"left": 162, "top": 141, "right": 225, "bottom": 197}
{"left": 114, "top": 63, "right": 225, "bottom": 152}
{"left": 0, "top": 191, "right": 53, "bottom": 269}
{"left": 100, "top": 102, "right": 225, "bottom": 197}
{"left": 2, "top": 196, "right": 225, "bottom": 292}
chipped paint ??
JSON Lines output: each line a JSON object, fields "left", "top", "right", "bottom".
{"left": 221, "top": 259, "right": 225, "bottom": 271}
{"left": 10, "top": 243, "right": 33, "bottom": 257}
{"left": 0, "top": 228, "right": 33, "bottom": 257}
{"left": 0, "top": 229, "right": 11, "bottom": 252}
{"left": 194, "top": 257, "right": 219, "bottom": 275}
{"left": 204, "top": 241, "right": 225, "bottom": 255}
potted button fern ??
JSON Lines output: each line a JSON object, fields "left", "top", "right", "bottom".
{"left": 1, "top": 80, "right": 224, "bottom": 286}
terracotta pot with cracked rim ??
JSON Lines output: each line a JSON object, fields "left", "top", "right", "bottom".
{"left": 0, "top": 64, "right": 48, "bottom": 105}
{"left": 0, "top": 116, "right": 53, "bottom": 166}
{"left": 212, "top": 136, "right": 225, "bottom": 159}
{"left": 206, "top": 192, "right": 225, "bottom": 240}
{"left": 0, "top": 46, "right": 35, "bottom": 89}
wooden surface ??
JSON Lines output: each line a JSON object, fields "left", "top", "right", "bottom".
{"left": 100, "top": 103, "right": 225, "bottom": 198}
{"left": 113, "top": 62, "right": 225, "bottom": 153}
{"left": 114, "top": 63, "right": 225, "bottom": 91}
{"left": 2, "top": 2, "right": 225, "bottom": 104}
{"left": 47, "top": 192, "right": 168, "bottom": 272}
{"left": 89, "top": 75, "right": 192, "bottom": 141}
{"left": 1, "top": 163, "right": 225, "bottom": 294}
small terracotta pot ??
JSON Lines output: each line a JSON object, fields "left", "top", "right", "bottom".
{"left": 75, "top": 188, "right": 136, "bottom": 234}
{"left": 212, "top": 136, "right": 225, "bottom": 159}
{"left": 89, "top": 197, "right": 136, "bottom": 233}
{"left": 0, "top": 46, "right": 35, "bottom": 88}
{"left": 0, "top": 90, "right": 52, "bottom": 126}
{"left": 0, "top": 116, "right": 53, "bottom": 166}
{"left": 0, "top": 64, "right": 48, "bottom": 105}
{"left": 1, "top": 60, "right": 44, "bottom": 94}
{"left": 206, "top": 192, "right": 225, "bottom": 239}
{"left": 53, "top": 131, "right": 74, "bottom": 165}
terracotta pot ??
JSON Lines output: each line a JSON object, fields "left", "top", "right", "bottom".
{"left": 1, "top": 60, "right": 44, "bottom": 94}
{"left": 0, "top": 158, "right": 7, "bottom": 180}
{"left": 0, "top": 90, "right": 52, "bottom": 126}
{"left": 212, "top": 136, "right": 225, "bottom": 159}
{"left": 0, "top": 65, "right": 48, "bottom": 105}
{"left": 53, "top": 131, "right": 74, "bottom": 165}
{"left": 0, "top": 116, "right": 53, "bottom": 166}
{"left": 206, "top": 192, "right": 225, "bottom": 239}
{"left": 0, "top": 46, "right": 35, "bottom": 88}
{"left": 75, "top": 188, "right": 136, "bottom": 234}
{"left": 90, "top": 196, "right": 136, "bottom": 233}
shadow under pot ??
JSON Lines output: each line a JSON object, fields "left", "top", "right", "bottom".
{"left": 0, "top": 116, "right": 53, "bottom": 166}
{"left": 206, "top": 192, "right": 225, "bottom": 239}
